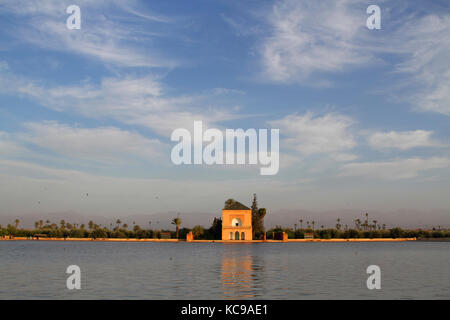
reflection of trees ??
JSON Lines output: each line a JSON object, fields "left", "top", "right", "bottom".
{"left": 221, "top": 250, "right": 264, "bottom": 299}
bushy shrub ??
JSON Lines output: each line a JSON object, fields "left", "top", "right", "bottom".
{"left": 432, "top": 231, "right": 444, "bottom": 238}
{"left": 389, "top": 227, "right": 403, "bottom": 238}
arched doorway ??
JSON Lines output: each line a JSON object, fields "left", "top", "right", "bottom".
{"left": 229, "top": 232, "right": 233, "bottom": 240}
{"left": 241, "top": 232, "right": 245, "bottom": 240}
{"left": 235, "top": 231, "right": 240, "bottom": 240}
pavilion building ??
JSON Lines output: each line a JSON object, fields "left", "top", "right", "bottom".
{"left": 222, "top": 201, "right": 252, "bottom": 241}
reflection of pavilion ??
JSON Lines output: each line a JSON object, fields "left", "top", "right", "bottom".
{"left": 221, "top": 254, "right": 256, "bottom": 299}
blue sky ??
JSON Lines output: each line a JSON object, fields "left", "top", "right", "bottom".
{"left": 0, "top": 0, "right": 449, "bottom": 227}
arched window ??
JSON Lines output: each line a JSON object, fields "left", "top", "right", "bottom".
{"left": 229, "top": 232, "right": 233, "bottom": 240}
{"left": 231, "top": 218, "right": 242, "bottom": 227}
{"left": 235, "top": 231, "right": 240, "bottom": 240}
{"left": 241, "top": 232, "right": 245, "bottom": 240}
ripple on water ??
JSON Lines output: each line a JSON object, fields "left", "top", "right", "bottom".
{"left": 0, "top": 241, "right": 449, "bottom": 299}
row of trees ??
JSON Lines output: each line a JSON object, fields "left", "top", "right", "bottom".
{"left": 0, "top": 216, "right": 223, "bottom": 240}
{"left": 3, "top": 223, "right": 448, "bottom": 240}
{"left": 267, "top": 226, "right": 450, "bottom": 239}
{"left": 294, "top": 213, "right": 389, "bottom": 233}
{"left": 2, "top": 208, "right": 448, "bottom": 240}
{"left": 2, "top": 196, "right": 263, "bottom": 240}
{"left": 279, "top": 212, "right": 449, "bottom": 239}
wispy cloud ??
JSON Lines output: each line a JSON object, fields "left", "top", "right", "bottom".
{"left": 21, "top": 121, "right": 166, "bottom": 164}
{"left": 0, "top": 0, "right": 177, "bottom": 68}
{"left": 368, "top": 130, "right": 444, "bottom": 150}
{"left": 0, "top": 132, "right": 25, "bottom": 155}
{"left": 0, "top": 70, "right": 241, "bottom": 137}
{"left": 258, "top": 0, "right": 450, "bottom": 116}
{"left": 260, "top": 0, "right": 371, "bottom": 84}
{"left": 393, "top": 14, "right": 450, "bottom": 116}
{"left": 270, "top": 112, "right": 356, "bottom": 160}
{"left": 340, "top": 157, "right": 450, "bottom": 180}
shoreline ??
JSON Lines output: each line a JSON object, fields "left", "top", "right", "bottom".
{"left": 0, "top": 237, "right": 418, "bottom": 243}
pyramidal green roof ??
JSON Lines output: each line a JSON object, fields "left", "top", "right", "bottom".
{"left": 223, "top": 200, "right": 250, "bottom": 210}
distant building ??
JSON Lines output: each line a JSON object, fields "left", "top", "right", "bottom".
{"left": 160, "top": 232, "right": 171, "bottom": 239}
{"left": 304, "top": 233, "right": 314, "bottom": 239}
{"left": 222, "top": 201, "right": 252, "bottom": 240}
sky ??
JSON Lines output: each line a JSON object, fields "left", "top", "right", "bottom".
{"left": 0, "top": 0, "right": 449, "bottom": 228}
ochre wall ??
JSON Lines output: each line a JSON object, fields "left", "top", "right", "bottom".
{"left": 222, "top": 209, "right": 252, "bottom": 240}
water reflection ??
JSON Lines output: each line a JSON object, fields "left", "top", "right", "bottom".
{"left": 221, "top": 246, "right": 264, "bottom": 299}
{"left": 1, "top": 242, "right": 449, "bottom": 299}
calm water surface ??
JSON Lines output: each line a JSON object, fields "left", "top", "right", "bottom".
{"left": 0, "top": 241, "right": 449, "bottom": 299}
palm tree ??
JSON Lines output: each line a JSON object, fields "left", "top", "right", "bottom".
{"left": 365, "top": 213, "right": 369, "bottom": 231}
{"left": 14, "top": 219, "right": 20, "bottom": 229}
{"left": 294, "top": 223, "right": 297, "bottom": 232}
{"left": 123, "top": 223, "right": 128, "bottom": 230}
{"left": 311, "top": 221, "right": 315, "bottom": 231}
{"left": 34, "top": 221, "right": 39, "bottom": 229}
{"left": 355, "top": 219, "right": 361, "bottom": 230}
{"left": 171, "top": 216, "right": 182, "bottom": 239}
{"left": 116, "top": 219, "right": 121, "bottom": 229}
{"left": 88, "top": 220, "right": 94, "bottom": 230}
{"left": 299, "top": 219, "right": 303, "bottom": 229}
{"left": 336, "top": 218, "right": 341, "bottom": 231}
{"left": 60, "top": 220, "right": 66, "bottom": 229}
{"left": 39, "top": 220, "right": 43, "bottom": 229}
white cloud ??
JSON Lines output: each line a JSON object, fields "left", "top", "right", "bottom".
{"left": 0, "top": 72, "right": 240, "bottom": 137}
{"left": 259, "top": 0, "right": 450, "bottom": 116}
{"left": 394, "top": 15, "right": 450, "bottom": 116}
{"left": 22, "top": 122, "right": 166, "bottom": 164}
{"left": 368, "top": 130, "right": 443, "bottom": 150}
{"left": 269, "top": 112, "right": 356, "bottom": 157}
{"left": 331, "top": 153, "right": 358, "bottom": 162}
{"left": 261, "top": 0, "right": 370, "bottom": 83}
{"left": 0, "top": 132, "right": 25, "bottom": 155}
{"left": 414, "top": 77, "right": 450, "bottom": 116}
{"left": 340, "top": 157, "right": 450, "bottom": 180}
{"left": 0, "top": 0, "right": 176, "bottom": 68}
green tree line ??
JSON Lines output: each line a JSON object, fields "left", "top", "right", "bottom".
{"left": 0, "top": 216, "right": 223, "bottom": 240}
{"left": 266, "top": 226, "right": 450, "bottom": 239}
